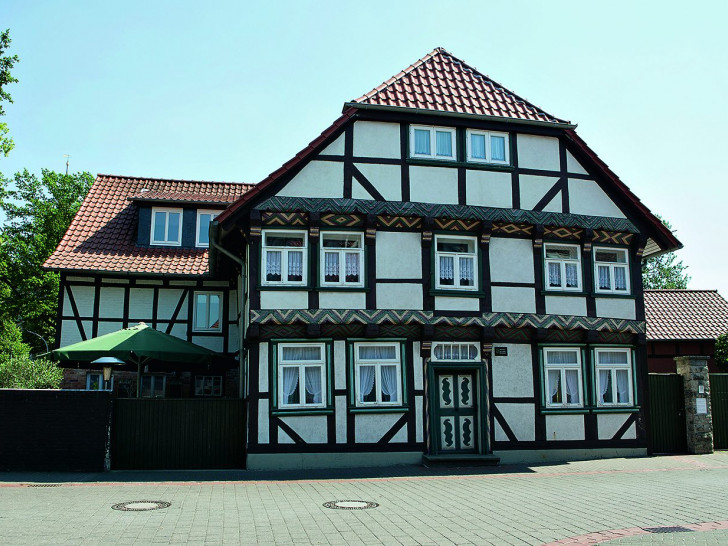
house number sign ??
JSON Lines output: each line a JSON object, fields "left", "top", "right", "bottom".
{"left": 494, "top": 347, "right": 508, "bottom": 356}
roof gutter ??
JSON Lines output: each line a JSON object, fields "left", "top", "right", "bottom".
{"left": 343, "top": 102, "right": 577, "bottom": 130}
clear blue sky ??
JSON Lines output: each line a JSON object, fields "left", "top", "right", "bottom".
{"left": 3, "top": 0, "right": 726, "bottom": 297}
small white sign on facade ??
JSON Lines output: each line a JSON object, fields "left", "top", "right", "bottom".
{"left": 696, "top": 398, "right": 708, "bottom": 415}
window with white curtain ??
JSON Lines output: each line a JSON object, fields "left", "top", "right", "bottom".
{"left": 593, "top": 247, "right": 630, "bottom": 294}
{"left": 150, "top": 207, "right": 182, "bottom": 246}
{"left": 277, "top": 343, "right": 326, "bottom": 409}
{"left": 193, "top": 292, "right": 222, "bottom": 332}
{"left": 431, "top": 342, "right": 480, "bottom": 362}
{"left": 262, "top": 230, "right": 307, "bottom": 286}
{"left": 595, "top": 348, "right": 633, "bottom": 406}
{"left": 435, "top": 234, "right": 478, "bottom": 290}
{"left": 354, "top": 342, "right": 402, "bottom": 406}
{"left": 320, "top": 232, "right": 364, "bottom": 287}
{"left": 196, "top": 210, "right": 219, "bottom": 247}
{"left": 544, "top": 243, "right": 582, "bottom": 291}
{"left": 543, "top": 348, "right": 583, "bottom": 408}
{"left": 466, "top": 130, "right": 510, "bottom": 165}
{"left": 410, "top": 125, "right": 457, "bottom": 161}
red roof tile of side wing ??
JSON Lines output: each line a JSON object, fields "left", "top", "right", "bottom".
{"left": 645, "top": 290, "right": 728, "bottom": 340}
{"left": 43, "top": 174, "right": 252, "bottom": 276}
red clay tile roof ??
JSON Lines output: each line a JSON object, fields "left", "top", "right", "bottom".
{"left": 129, "top": 189, "right": 241, "bottom": 206}
{"left": 43, "top": 174, "right": 252, "bottom": 276}
{"left": 350, "top": 47, "right": 569, "bottom": 125}
{"left": 645, "top": 290, "right": 728, "bottom": 341}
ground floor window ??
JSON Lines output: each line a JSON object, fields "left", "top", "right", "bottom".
{"left": 140, "top": 375, "right": 166, "bottom": 398}
{"left": 194, "top": 375, "right": 223, "bottom": 397}
{"left": 594, "top": 348, "right": 634, "bottom": 406}
{"left": 542, "top": 347, "right": 584, "bottom": 408}
{"left": 353, "top": 342, "right": 403, "bottom": 406}
{"left": 277, "top": 343, "right": 327, "bottom": 409}
{"left": 86, "top": 372, "right": 113, "bottom": 391}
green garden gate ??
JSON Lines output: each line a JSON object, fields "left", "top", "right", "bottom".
{"left": 648, "top": 374, "right": 687, "bottom": 454}
{"left": 111, "top": 398, "right": 245, "bottom": 470}
{"left": 710, "top": 374, "right": 728, "bottom": 450}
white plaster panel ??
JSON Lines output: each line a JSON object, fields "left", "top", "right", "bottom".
{"left": 496, "top": 403, "right": 535, "bottom": 441}
{"left": 517, "top": 134, "right": 560, "bottom": 171}
{"left": 491, "top": 344, "right": 534, "bottom": 398}
{"left": 70, "top": 285, "right": 94, "bottom": 317}
{"left": 597, "top": 413, "right": 632, "bottom": 440}
{"left": 465, "top": 169, "right": 512, "bottom": 208}
{"left": 596, "top": 298, "right": 636, "bottom": 320}
{"left": 352, "top": 178, "right": 373, "bottom": 200}
{"left": 227, "top": 324, "right": 239, "bottom": 352}
{"left": 568, "top": 179, "right": 626, "bottom": 218}
{"left": 409, "top": 166, "right": 458, "bottom": 204}
{"left": 191, "top": 336, "right": 223, "bottom": 353}
{"left": 258, "top": 342, "right": 269, "bottom": 393}
{"left": 258, "top": 399, "right": 269, "bottom": 444}
{"left": 319, "top": 291, "right": 366, "bottom": 310}
{"left": 278, "top": 429, "right": 293, "bottom": 444}
{"left": 415, "top": 396, "right": 424, "bottom": 442}
{"left": 128, "top": 288, "right": 154, "bottom": 320}
{"left": 546, "top": 414, "right": 585, "bottom": 441}
{"left": 355, "top": 412, "right": 405, "bottom": 443}
{"left": 276, "top": 161, "right": 343, "bottom": 199}
{"left": 566, "top": 150, "right": 589, "bottom": 175}
{"left": 545, "top": 296, "right": 587, "bottom": 317}
{"left": 98, "top": 287, "right": 125, "bottom": 319}
{"left": 353, "top": 121, "right": 401, "bottom": 159}
{"left": 494, "top": 419, "right": 508, "bottom": 442}
{"left": 412, "top": 342, "right": 423, "bottom": 391}
{"left": 201, "top": 281, "right": 228, "bottom": 288}
{"left": 434, "top": 296, "right": 480, "bottom": 312}
{"left": 376, "top": 283, "right": 422, "bottom": 310}
{"left": 260, "top": 290, "right": 308, "bottom": 310}
{"left": 334, "top": 341, "right": 346, "bottom": 390}
{"left": 279, "top": 416, "right": 328, "bottom": 444}
{"left": 168, "top": 323, "right": 187, "bottom": 341}
{"left": 355, "top": 163, "right": 401, "bottom": 201}
{"left": 157, "top": 289, "right": 186, "bottom": 320}
{"left": 169, "top": 280, "right": 197, "bottom": 286}
{"left": 137, "top": 279, "right": 163, "bottom": 285}
{"left": 375, "top": 231, "right": 422, "bottom": 278}
{"left": 336, "top": 396, "right": 347, "bottom": 443}
{"left": 491, "top": 286, "right": 536, "bottom": 313}
{"left": 320, "top": 133, "right": 344, "bottom": 156}
{"left": 61, "top": 320, "right": 83, "bottom": 346}
{"left": 228, "top": 291, "right": 239, "bottom": 321}
{"left": 622, "top": 422, "right": 637, "bottom": 440}
{"left": 389, "top": 424, "right": 408, "bottom": 443}
{"left": 520, "top": 175, "right": 561, "bottom": 212}
{"left": 489, "top": 237, "right": 535, "bottom": 283}
{"left": 97, "top": 321, "right": 123, "bottom": 336}
{"left": 66, "top": 275, "right": 93, "bottom": 282}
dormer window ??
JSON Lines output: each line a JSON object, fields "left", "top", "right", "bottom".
{"left": 151, "top": 207, "right": 182, "bottom": 246}
{"left": 196, "top": 210, "right": 219, "bottom": 248}
{"left": 410, "top": 125, "right": 457, "bottom": 160}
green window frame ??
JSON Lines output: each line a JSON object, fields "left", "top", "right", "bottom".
{"left": 540, "top": 346, "right": 588, "bottom": 412}
{"left": 348, "top": 339, "right": 408, "bottom": 413}
{"left": 592, "top": 346, "right": 638, "bottom": 409}
{"left": 270, "top": 339, "right": 334, "bottom": 415}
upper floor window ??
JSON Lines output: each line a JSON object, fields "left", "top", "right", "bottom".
{"left": 196, "top": 210, "right": 219, "bottom": 248}
{"left": 435, "top": 234, "right": 478, "bottom": 291}
{"left": 262, "top": 230, "right": 307, "bottom": 286}
{"left": 594, "top": 247, "right": 630, "bottom": 294}
{"left": 321, "top": 232, "right": 364, "bottom": 288}
{"left": 543, "top": 347, "right": 583, "bottom": 408}
{"left": 544, "top": 243, "right": 582, "bottom": 292}
{"left": 410, "top": 125, "right": 457, "bottom": 161}
{"left": 594, "top": 348, "right": 633, "bottom": 406}
{"left": 193, "top": 292, "right": 222, "bottom": 332}
{"left": 151, "top": 208, "right": 182, "bottom": 246}
{"left": 466, "top": 130, "right": 509, "bottom": 165}
{"left": 354, "top": 342, "right": 402, "bottom": 407}
{"left": 432, "top": 342, "right": 480, "bottom": 362}
{"left": 278, "top": 343, "right": 327, "bottom": 409}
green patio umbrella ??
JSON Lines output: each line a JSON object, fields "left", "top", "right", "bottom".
{"left": 53, "top": 322, "right": 221, "bottom": 397}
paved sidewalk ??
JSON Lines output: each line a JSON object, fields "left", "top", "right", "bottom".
{"left": 1, "top": 453, "right": 728, "bottom": 545}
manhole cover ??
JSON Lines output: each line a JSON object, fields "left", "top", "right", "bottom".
{"left": 322, "top": 500, "right": 378, "bottom": 510}
{"left": 27, "top": 484, "right": 62, "bottom": 487}
{"left": 643, "top": 526, "right": 693, "bottom": 534}
{"left": 111, "top": 501, "right": 171, "bottom": 512}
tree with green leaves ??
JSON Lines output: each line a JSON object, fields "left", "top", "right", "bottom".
{"left": 642, "top": 216, "right": 690, "bottom": 289}
{"left": 0, "top": 320, "right": 62, "bottom": 388}
{"left": 716, "top": 333, "right": 728, "bottom": 372}
{"left": 0, "top": 28, "right": 19, "bottom": 157}
{"left": 0, "top": 169, "right": 93, "bottom": 353}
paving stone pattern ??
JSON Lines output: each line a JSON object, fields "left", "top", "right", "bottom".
{"left": 1, "top": 453, "right": 728, "bottom": 545}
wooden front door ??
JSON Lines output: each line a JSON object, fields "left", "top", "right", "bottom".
{"left": 435, "top": 372, "right": 478, "bottom": 452}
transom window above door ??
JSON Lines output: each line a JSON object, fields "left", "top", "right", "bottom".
{"left": 594, "top": 247, "right": 630, "bottom": 294}
{"left": 431, "top": 342, "right": 480, "bottom": 362}
{"left": 150, "top": 207, "right": 182, "bottom": 246}
{"left": 410, "top": 125, "right": 457, "bottom": 160}
{"left": 262, "top": 230, "right": 307, "bottom": 286}
{"left": 544, "top": 243, "right": 582, "bottom": 291}
{"left": 320, "top": 232, "right": 364, "bottom": 288}
{"left": 434, "top": 234, "right": 478, "bottom": 290}
{"left": 466, "top": 130, "right": 510, "bottom": 165}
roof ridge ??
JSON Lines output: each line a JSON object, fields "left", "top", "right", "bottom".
{"left": 645, "top": 289, "right": 718, "bottom": 293}
{"left": 97, "top": 173, "right": 253, "bottom": 186}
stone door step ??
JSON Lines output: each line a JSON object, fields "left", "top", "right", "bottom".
{"left": 422, "top": 454, "right": 501, "bottom": 467}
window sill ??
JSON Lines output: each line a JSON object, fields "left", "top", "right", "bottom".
{"left": 591, "top": 293, "right": 635, "bottom": 299}
{"left": 430, "top": 289, "right": 485, "bottom": 298}
{"left": 316, "top": 286, "right": 369, "bottom": 292}
{"left": 271, "top": 408, "right": 334, "bottom": 416}
{"left": 592, "top": 406, "right": 640, "bottom": 414}
{"left": 259, "top": 285, "right": 312, "bottom": 291}
{"left": 542, "top": 290, "right": 589, "bottom": 297}
{"left": 541, "top": 408, "right": 590, "bottom": 415}
{"left": 348, "top": 406, "right": 409, "bottom": 414}
{"left": 407, "top": 158, "right": 513, "bottom": 171}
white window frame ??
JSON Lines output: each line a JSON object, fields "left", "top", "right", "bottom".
{"left": 261, "top": 229, "right": 308, "bottom": 287}
{"left": 466, "top": 129, "right": 510, "bottom": 165}
{"left": 542, "top": 347, "right": 584, "bottom": 409}
{"left": 86, "top": 372, "right": 113, "bottom": 391}
{"left": 277, "top": 342, "right": 327, "bottom": 409}
{"left": 354, "top": 342, "right": 403, "bottom": 407}
{"left": 544, "top": 243, "right": 582, "bottom": 292}
{"left": 431, "top": 342, "right": 480, "bottom": 362}
{"left": 593, "top": 247, "right": 631, "bottom": 294}
{"left": 409, "top": 125, "right": 457, "bottom": 161}
{"left": 194, "top": 375, "right": 223, "bottom": 397}
{"left": 140, "top": 375, "right": 166, "bottom": 398}
{"left": 150, "top": 207, "right": 183, "bottom": 246}
{"left": 594, "top": 348, "right": 634, "bottom": 407}
{"left": 192, "top": 291, "right": 223, "bottom": 332}
{"left": 195, "top": 209, "right": 219, "bottom": 248}
{"left": 319, "top": 231, "right": 365, "bottom": 288}
{"left": 434, "top": 234, "right": 478, "bottom": 291}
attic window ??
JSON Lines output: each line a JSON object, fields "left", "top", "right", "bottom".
{"left": 150, "top": 207, "right": 182, "bottom": 246}
{"left": 196, "top": 210, "right": 219, "bottom": 248}
{"left": 410, "top": 125, "right": 456, "bottom": 161}
{"left": 466, "top": 130, "right": 509, "bottom": 165}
